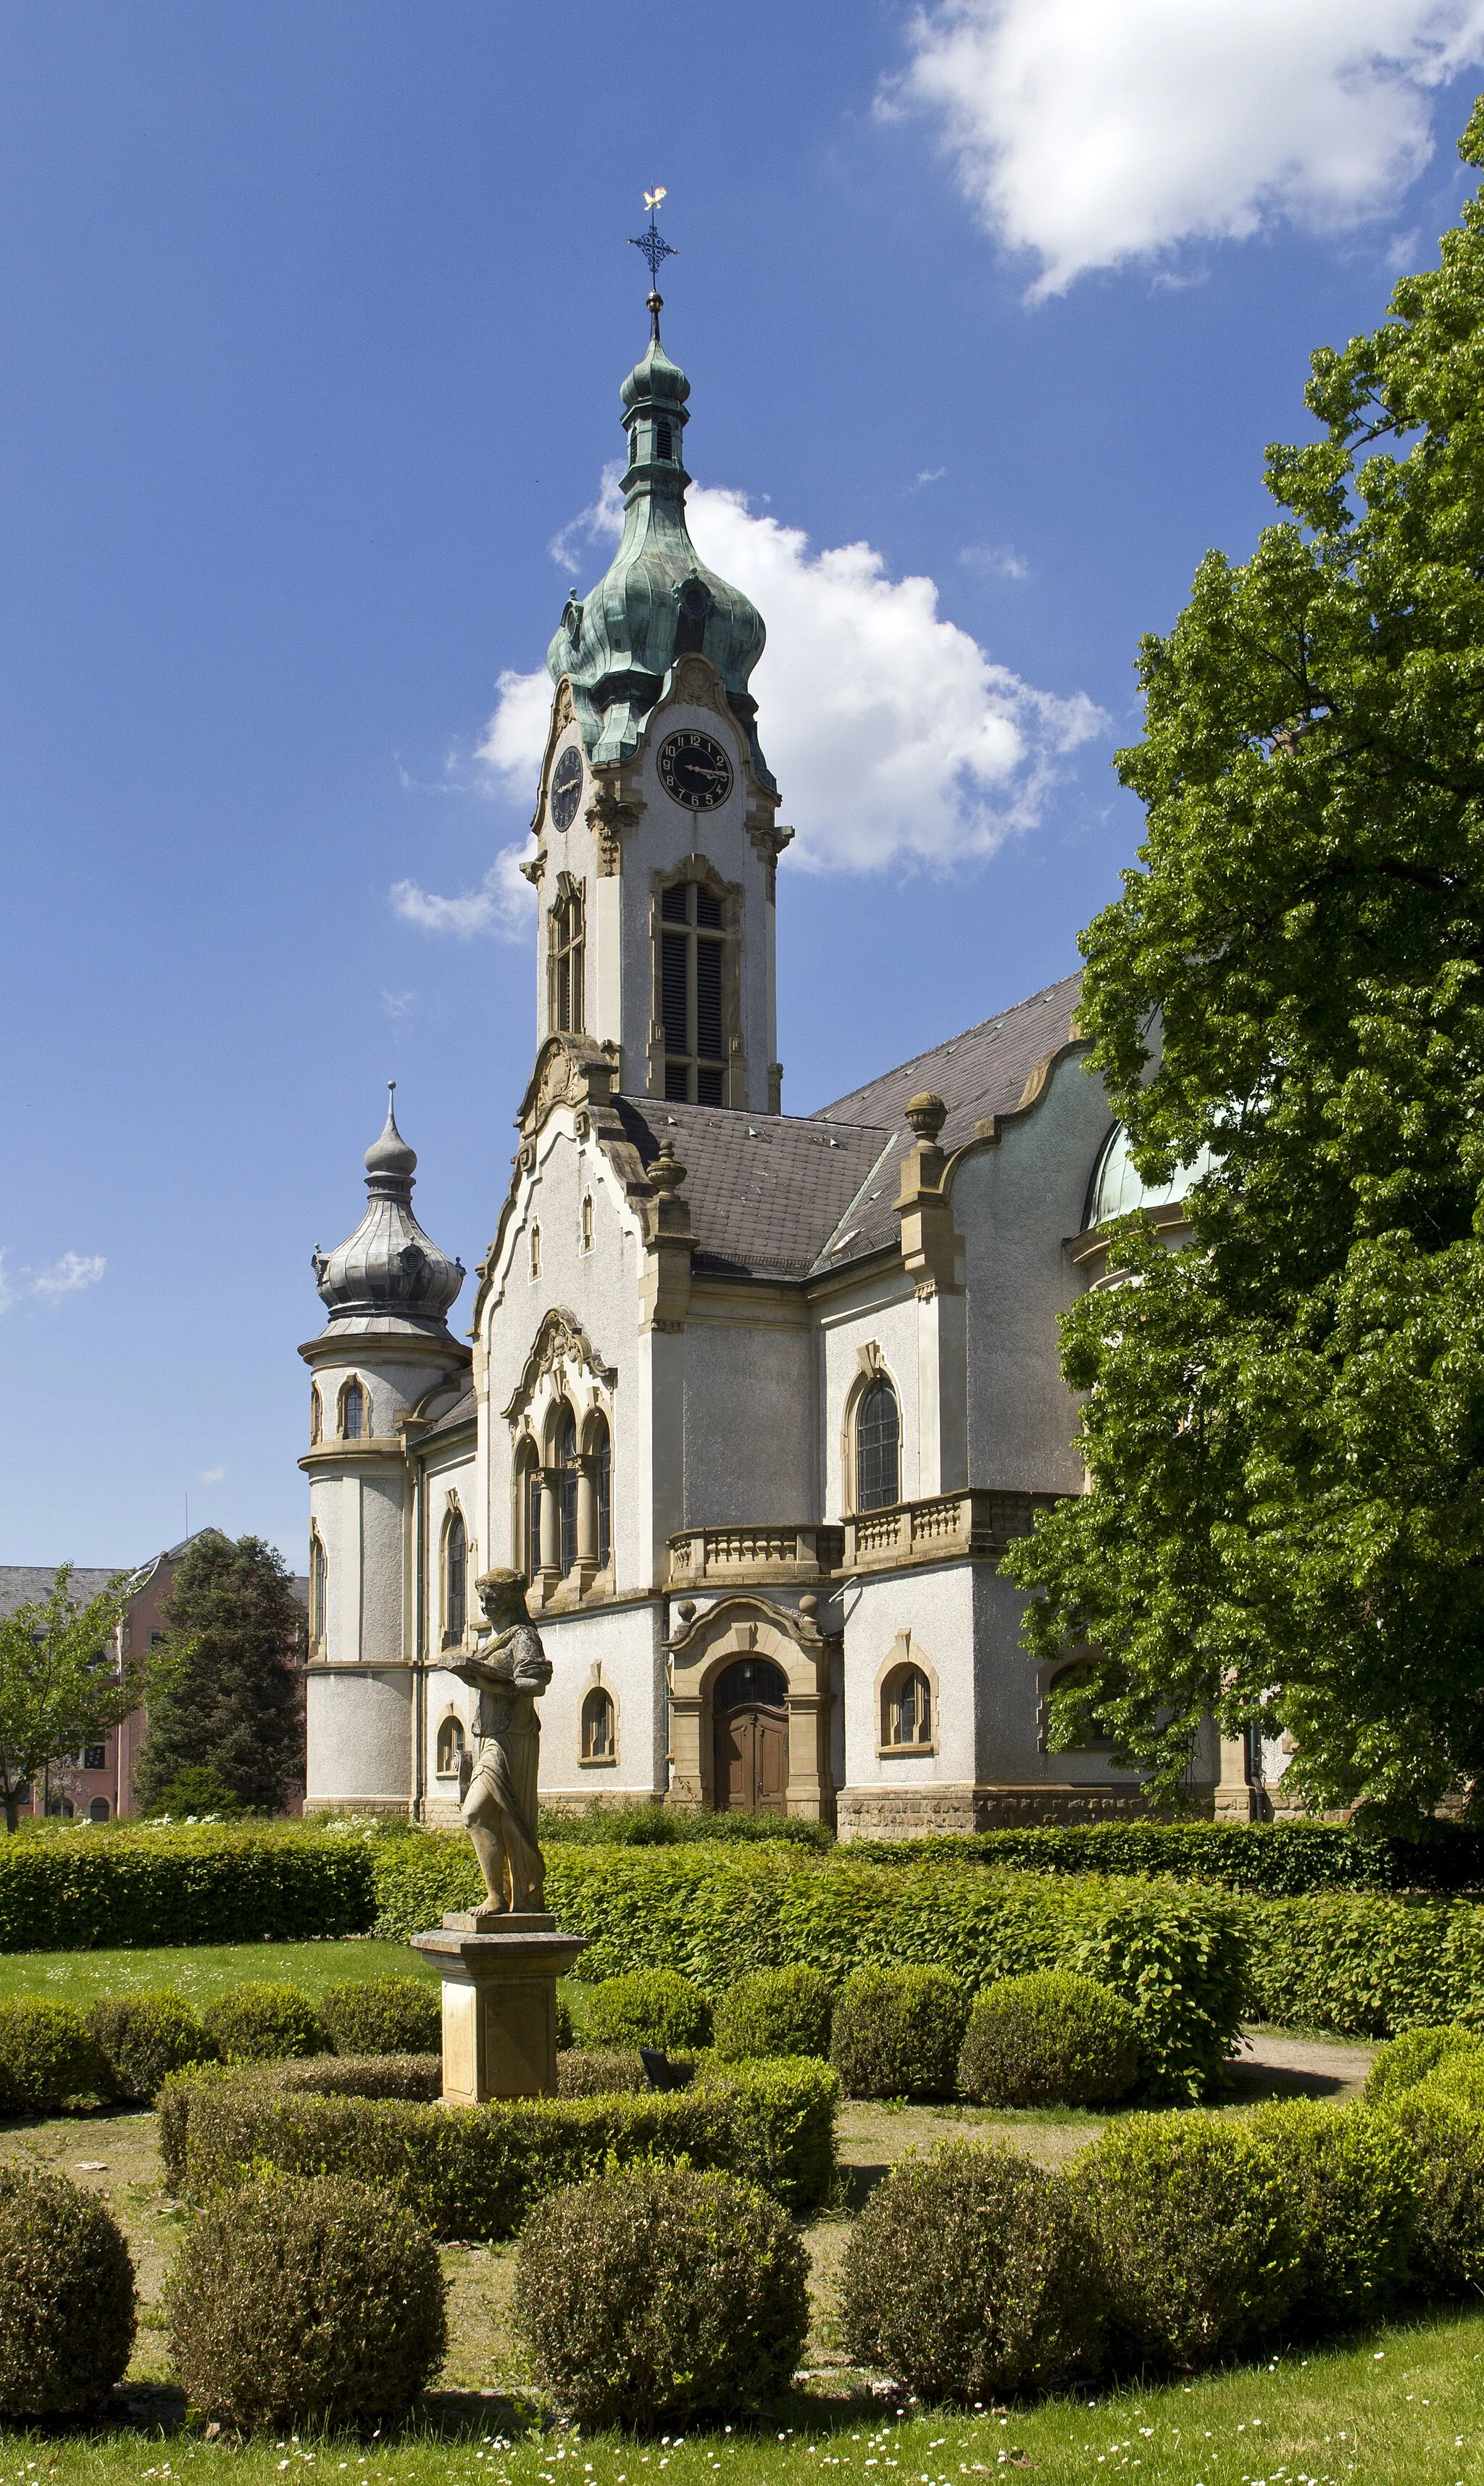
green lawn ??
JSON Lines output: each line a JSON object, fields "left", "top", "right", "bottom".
{"left": 0, "top": 1939, "right": 438, "bottom": 2009}
{"left": 0, "top": 2314, "right": 1481, "bottom": 2482}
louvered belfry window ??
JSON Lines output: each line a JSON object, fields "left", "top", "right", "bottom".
{"left": 551, "top": 883, "right": 585, "bottom": 1034}
{"left": 660, "top": 878, "right": 727, "bottom": 1104}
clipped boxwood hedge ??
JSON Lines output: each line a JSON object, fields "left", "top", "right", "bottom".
{"left": 175, "top": 2051, "right": 838, "bottom": 2235}
{"left": 0, "top": 1826, "right": 376, "bottom": 1951}
{"left": 1243, "top": 1892, "right": 1484, "bottom": 2037}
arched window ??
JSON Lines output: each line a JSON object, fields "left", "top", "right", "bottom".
{"left": 309, "top": 1530, "right": 328, "bottom": 1648}
{"left": 856, "top": 1376, "right": 900, "bottom": 1512}
{"left": 340, "top": 1378, "right": 365, "bottom": 1442}
{"left": 714, "top": 1657, "right": 789, "bottom": 1712}
{"left": 1041, "top": 1663, "right": 1117, "bottom": 1753}
{"left": 659, "top": 874, "right": 730, "bottom": 1105}
{"left": 881, "top": 1664, "right": 933, "bottom": 1751}
{"left": 435, "top": 1715, "right": 466, "bottom": 1778}
{"left": 88, "top": 1796, "right": 110, "bottom": 1822}
{"left": 593, "top": 1415, "right": 612, "bottom": 1570}
{"left": 550, "top": 880, "right": 585, "bottom": 1035}
{"left": 557, "top": 1408, "right": 579, "bottom": 1574}
{"left": 444, "top": 1508, "right": 467, "bottom": 1644}
{"left": 514, "top": 1443, "right": 543, "bottom": 1581}
{"left": 309, "top": 1384, "right": 322, "bottom": 1444}
{"left": 656, "top": 420, "right": 672, "bottom": 461}
{"left": 530, "top": 1223, "right": 541, "bottom": 1281}
{"left": 581, "top": 1686, "right": 616, "bottom": 1761}
{"left": 581, "top": 1193, "right": 594, "bottom": 1252}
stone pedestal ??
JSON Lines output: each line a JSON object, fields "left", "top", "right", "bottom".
{"left": 411, "top": 1913, "right": 587, "bottom": 2105}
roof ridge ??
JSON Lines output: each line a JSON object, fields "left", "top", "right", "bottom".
{"left": 810, "top": 968, "right": 1083, "bottom": 1121}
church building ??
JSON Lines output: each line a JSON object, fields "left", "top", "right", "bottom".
{"left": 299, "top": 283, "right": 1246, "bottom": 1836}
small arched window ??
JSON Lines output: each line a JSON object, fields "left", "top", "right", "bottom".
{"left": 340, "top": 1379, "right": 365, "bottom": 1442}
{"left": 856, "top": 1376, "right": 900, "bottom": 1512}
{"left": 558, "top": 1408, "right": 579, "bottom": 1574}
{"left": 309, "top": 1530, "right": 328, "bottom": 1647}
{"left": 435, "top": 1715, "right": 466, "bottom": 1778}
{"left": 882, "top": 1663, "right": 933, "bottom": 1751}
{"left": 581, "top": 1193, "right": 594, "bottom": 1252}
{"left": 309, "top": 1384, "right": 322, "bottom": 1445}
{"left": 1041, "top": 1663, "right": 1117, "bottom": 1753}
{"left": 593, "top": 1415, "right": 612, "bottom": 1570}
{"left": 582, "top": 1686, "right": 616, "bottom": 1761}
{"left": 88, "top": 1796, "right": 110, "bottom": 1822}
{"left": 444, "top": 1508, "right": 467, "bottom": 1644}
{"left": 530, "top": 1223, "right": 541, "bottom": 1281}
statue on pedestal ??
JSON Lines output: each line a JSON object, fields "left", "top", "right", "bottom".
{"left": 451, "top": 1569, "right": 552, "bottom": 1922}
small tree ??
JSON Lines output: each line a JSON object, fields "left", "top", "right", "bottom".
{"left": 135, "top": 1534, "right": 306, "bottom": 1816}
{"left": 0, "top": 1568, "right": 138, "bottom": 1833}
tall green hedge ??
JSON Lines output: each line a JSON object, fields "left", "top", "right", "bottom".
{"left": 846, "top": 1822, "right": 1484, "bottom": 1894}
{"left": 1243, "top": 1892, "right": 1484, "bottom": 2037}
{"left": 372, "top": 1849, "right": 1244, "bottom": 2100}
{"left": 0, "top": 1827, "right": 376, "bottom": 1950}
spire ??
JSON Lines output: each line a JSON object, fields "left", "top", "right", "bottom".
{"left": 546, "top": 198, "right": 774, "bottom": 791}
{"left": 312, "top": 1092, "right": 464, "bottom": 1335}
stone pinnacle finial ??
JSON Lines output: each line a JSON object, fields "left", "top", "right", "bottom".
{"left": 905, "top": 1092, "right": 949, "bottom": 1144}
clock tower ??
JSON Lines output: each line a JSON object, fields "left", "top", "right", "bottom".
{"left": 523, "top": 284, "right": 790, "bottom": 1114}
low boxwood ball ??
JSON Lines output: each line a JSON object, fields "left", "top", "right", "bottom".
{"left": 0, "top": 2167, "right": 136, "bottom": 2417}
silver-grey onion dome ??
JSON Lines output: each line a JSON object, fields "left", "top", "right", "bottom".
{"left": 312, "top": 1086, "right": 464, "bottom": 1334}
{"left": 1086, "top": 1121, "right": 1217, "bottom": 1227}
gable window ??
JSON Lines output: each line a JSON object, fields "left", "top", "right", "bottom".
{"left": 856, "top": 1376, "right": 900, "bottom": 1512}
{"left": 444, "top": 1508, "right": 467, "bottom": 1644}
{"left": 309, "top": 1530, "right": 328, "bottom": 1647}
{"left": 660, "top": 877, "right": 728, "bottom": 1105}
{"left": 557, "top": 1408, "right": 579, "bottom": 1574}
{"left": 581, "top": 1685, "right": 616, "bottom": 1761}
{"left": 340, "top": 1379, "right": 365, "bottom": 1442}
{"left": 550, "top": 878, "right": 585, "bottom": 1035}
{"left": 882, "top": 1663, "right": 933, "bottom": 1751}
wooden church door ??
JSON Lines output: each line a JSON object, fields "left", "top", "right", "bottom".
{"left": 712, "top": 1656, "right": 789, "bottom": 1814}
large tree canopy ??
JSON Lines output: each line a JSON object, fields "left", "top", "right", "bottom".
{"left": 1006, "top": 104, "right": 1484, "bottom": 1823}
{"left": 135, "top": 1532, "right": 305, "bottom": 1814}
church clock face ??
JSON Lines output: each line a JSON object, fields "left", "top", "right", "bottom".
{"left": 549, "top": 744, "right": 583, "bottom": 831}
{"left": 658, "top": 728, "right": 733, "bottom": 812}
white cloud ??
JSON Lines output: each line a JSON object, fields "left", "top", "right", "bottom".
{"left": 960, "top": 541, "right": 1030, "bottom": 581}
{"left": 888, "top": 0, "right": 1484, "bottom": 294}
{"left": 0, "top": 1249, "right": 107, "bottom": 1310}
{"left": 199, "top": 1467, "right": 225, "bottom": 1484}
{"left": 472, "top": 482, "right": 1104, "bottom": 877}
{"left": 391, "top": 841, "right": 535, "bottom": 940}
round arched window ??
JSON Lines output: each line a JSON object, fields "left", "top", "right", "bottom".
{"left": 881, "top": 1663, "right": 933, "bottom": 1750}
{"left": 714, "top": 1658, "right": 788, "bottom": 1713}
{"left": 582, "top": 1686, "right": 616, "bottom": 1760}
{"left": 856, "top": 1376, "right": 900, "bottom": 1512}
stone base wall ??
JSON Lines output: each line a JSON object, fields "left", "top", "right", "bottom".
{"left": 302, "top": 1794, "right": 410, "bottom": 1820}
{"left": 836, "top": 1781, "right": 1162, "bottom": 1840}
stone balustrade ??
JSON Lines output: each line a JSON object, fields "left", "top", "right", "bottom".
{"left": 667, "top": 1489, "right": 1064, "bottom": 1590}
{"left": 667, "top": 1522, "right": 844, "bottom": 1589}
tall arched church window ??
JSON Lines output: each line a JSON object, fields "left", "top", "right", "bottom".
{"left": 660, "top": 876, "right": 728, "bottom": 1105}
{"left": 557, "top": 1408, "right": 579, "bottom": 1574}
{"left": 309, "top": 1530, "right": 328, "bottom": 1648}
{"left": 309, "top": 1385, "right": 322, "bottom": 1445}
{"left": 550, "top": 880, "right": 585, "bottom": 1035}
{"left": 593, "top": 1415, "right": 612, "bottom": 1569}
{"left": 340, "top": 1379, "right": 365, "bottom": 1442}
{"left": 514, "top": 1442, "right": 540, "bottom": 1581}
{"left": 856, "top": 1376, "right": 900, "bottom": 1512}
{"left": 881, "top": 1663, "right": 932, "bottom": 1750}
{"left": 581, "top": 1686, "right": 616, "bottom": 1761}
{"left": 444, "top": 1508, "right": 467, "bottom": 1644}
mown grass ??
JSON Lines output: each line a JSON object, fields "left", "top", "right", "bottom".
{"left": 0, "top": 1940, "right": 439, "bottom": 2010}
{"left": 0, "top": 2314, "right": 1483, "bottom": 2482}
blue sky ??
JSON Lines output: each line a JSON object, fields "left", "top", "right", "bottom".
{"left": 3, "top": 0, "right": 1482, "bottom": 1566}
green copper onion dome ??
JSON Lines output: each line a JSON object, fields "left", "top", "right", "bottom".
{"left": 547, "top": 294, "right": 775, "bottom": 791}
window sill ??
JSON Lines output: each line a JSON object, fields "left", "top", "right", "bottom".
{"left": 579, "top": 1755, "right": 618, "bottom": 1768}
{"left": 876, "top": 1742, "right": 938, "bottom": 1758}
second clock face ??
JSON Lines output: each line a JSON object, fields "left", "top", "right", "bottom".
{"left": 658, "top": 728, "right": 733, "bottom": 812}
{"left": 549, "top": 744, "right": 583, "bottom": 831}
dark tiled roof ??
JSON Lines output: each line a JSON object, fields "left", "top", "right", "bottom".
{"left": 422, "top": 1386, "right": 477, "bottom": 1441}
{"left": 614, "top": 1097, "right": 893, "bottom": 1280}
{"left": 809, "top": 971, "right": 1085, "bottom": 1267}
{"left": 0, "top": 1566, "right": 125, "bottom": 1618}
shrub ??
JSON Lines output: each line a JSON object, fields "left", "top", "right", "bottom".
{"left": 0, "top": 1825, "right": 376, "bottom": 1950}
{"left": 1241, "top": 1892, "right": 1484, "bottom": 2037}
{"left": 1366, "top": 2024, "right": 1484, "bottom": 2106}
{"left": 318, "top": 1976, "right": 441, "bottom": 2056}
{"left": 584, "top": 1969, "right": 712, "bottom": 2051}
{"left": 556, "top": 1985, "right": 574, "bottom": 2049}
{"left": 0, "top": 1996, "right": 106, "bottom": 2113}
{"left": 158, "top": 2059, "right": 233, "bottom": 2192}
{"left": 202, "top": 1981, "right": 328, "bottom": 2063}
{"left": 1246, "top": 2102, "right": 1419, "bottom": 2329}
{"left": 840, "top": 2142, "right": 1101, "bottom": 2403}
{"left": 88, "top": 1991, "right": 214, "bottom": 2103}
{"left": 179, "top": 2052, "right": 838, "bottom": 2235}
{"left": 0, "top": 2168, "right": 136, "bottom": 2416}
{"left": 1378, "top": 2089, "right": 1484, "bottom": 2294}
{"left": 556, "top": 2048, "right": 653, "bottom": 2098}
{"left": 1085, "top": 2113, "right": 1300, "bottom": 2371}
{"left": 166, "top": 2173, "right": 446, "bottom": 2429}
{"left": 539, "top": 1802, "right": 833, "bottom": 1851}
{"left": 712, "top": 1964, "right": 833, "bottom": 2061}
{"left": 956, "top": 1971, "right": 1140, "bottom": 2108}
{"left": 844, "top": 1821, "right": 1484, "bottom": 1895}
{"left": 143, "top": 1765, "right": 244, "bottom": 1818}
{"left": 830, "top": 1964, "right": 967, "bottom": 2098}
{"left": 514, "top": 2165, "right": 807, "bottom": 2427}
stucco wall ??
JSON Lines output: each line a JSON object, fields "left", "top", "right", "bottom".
{"left": 815, "top": 1273, "right": 920, "bottom": 1518}
{"left": 305, "top": 1668, "right": 411, "bottom": 1812}
{"left": 681, "top": 1294, "right": 812, "bottom": 1523}
{"left": 528, "top": 1600, "right": 667, "bottom": 1805}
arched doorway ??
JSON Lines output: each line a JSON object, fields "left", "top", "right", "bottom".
{"left": 712, "top": 1656, "right": 789, "bottom": 1814}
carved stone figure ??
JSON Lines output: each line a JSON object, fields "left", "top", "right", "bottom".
{"left": 453, "top": 1569, "right": 552, "bottom": 1921}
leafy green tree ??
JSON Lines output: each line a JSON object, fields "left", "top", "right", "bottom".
{"left": 1006, "top": 104, "right": 1484, "bottom": 1824}
{"left": 135, "top": 1534, "right": 305, "bottom": 1816}
{"left": 0, "top": 1567, "right": 138, "bottom": 1833}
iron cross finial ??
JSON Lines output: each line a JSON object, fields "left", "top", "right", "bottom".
{"left": 630, "top": 187, "right": 677, "bottom": 288}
